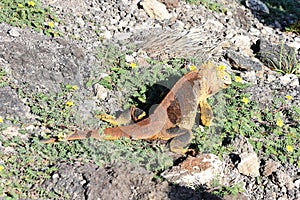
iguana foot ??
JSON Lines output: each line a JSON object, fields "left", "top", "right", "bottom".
{"left": 96, "top": 113, "right": 119, "bottom": 126}
{"left": 96, "top": 106, "right": 146, "bottom": 126}
{"left": 168, "top": 127, "right": 193, "bottom": 155}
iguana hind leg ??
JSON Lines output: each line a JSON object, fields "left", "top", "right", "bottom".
{"left": 199, "top": 99, "right": 214, "bottom": 126}
{"left": 167, "top": 127, "right": 193, "bottom": 155}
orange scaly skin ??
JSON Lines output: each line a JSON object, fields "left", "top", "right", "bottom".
{"left": 42, "top": 63, "right": 231, "bottom": 154}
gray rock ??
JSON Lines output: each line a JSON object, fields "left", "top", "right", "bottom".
{"left": 41, "top": 161, "right": 214, "bottom": 200}
{"left": 289, "top": 37, "right": 300, "bottom": 51}
{"left": 140, "top": 0, "right": 172, "bottom": 20}
{"left": 255, "top": 39, "right": 299, "bottom": 72}
{"left": 0, "top": 23, "right": 87, "bottom": 93}
{"left": 237, "top": 152, "right": 260, "bottom": 177}
{"left": 76, "top": 17, "right": 85, "bottom": 27}
{"left": 8, "top": 27, "right": 20, "bottom": 37}
{"left": 279, "top": 74, "right": 299, "bottom": 86}
{"left": 162, "top": 154, "right": 224, "bottom": 187}
{"left": 262, "top": 160, "right": 280, "bottom": 177}
{"left": 125, "top": 54, "right": 135, "bottom": 63}
{"left": 224, "top": 50, "right": 263, "bottom": 71}
{"left": 245, "top": 0, "right": 269, "bottom": 14}
{"left": 272, "top": 170, "right": 294, "bottom": 190}
{"left": 93, "top": 83, "right": 109, "bottom": 100}
{"left": 295, "top": 179, "right": 300, "bottom": 188}
{"left": 231, "top": 35, "right": 252, "bottom": 55}
{"left": 0, "top": 86, "right": 31, "bottom": 121}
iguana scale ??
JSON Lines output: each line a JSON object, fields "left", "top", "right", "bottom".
{"left": 42, "top": 63, "right": 231, "bottom": 154}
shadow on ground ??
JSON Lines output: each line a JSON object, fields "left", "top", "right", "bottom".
{"left": 240, "top": 0, "right": 300, "bottom": 31}
{"left": 40, "top": 161, "right": 228, "bottom": 200}
{"left": 169, "top": 184, "right": 222, "bottom": 200}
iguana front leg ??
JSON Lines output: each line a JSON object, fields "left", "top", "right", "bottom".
{"left": 199, "top": 99, "right": 214, "bottom": 126}
{"left": 96, "top": 106, "right": 146, "bottom": 126}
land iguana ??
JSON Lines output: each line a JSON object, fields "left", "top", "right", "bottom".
{"left": 42, "top": 63, "right": 231, "bottom": 154}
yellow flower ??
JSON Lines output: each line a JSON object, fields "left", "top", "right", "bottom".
{"left": 65, "top": 101, "right": 74, "bottom": 107}
{"left": 285, "top": 95, "right": 293, "bottom": 100}
{"left": 0, "top": 117, "right": 3, "bottom": 123}
{"left": 235, "top": 76, "right": 243, "bottom": 83}
{"left": 129, "top": 62, "right": 137, "bottom": 69}
{"left": 217, "top": 65, "right": 226, "bottom": 71}
{"left": 276, "top": 119, "right": 284, "bottom": 127}
{"left": 188, "top": 65, "right": 197, "bottom": 71}
{"left": 18, "top": 3, "right": 24, "bottom": 8}
{"left": 0, "top": 165, "right": 4, "bottom": 172}
{"left": 48, "top": 21, "right": 55, "bottom": 28}
{"left": 286, "top": 145, "right": 293, "bottom": 152}
{"left": 241, "top": 97, "right": 249, "bottom": 105}
{"left": 71, "top": 85, "right": 78, "bottom": 90}
{"left": 28, "top": 1, "right": 35, "bottom": 7}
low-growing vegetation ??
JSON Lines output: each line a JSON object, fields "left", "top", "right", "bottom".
{"left": 0, "top": 0, "right": 62, "bottom": 37}
{"left": 186, "top": 0, "right": 227, "bottom": 13}
{"left": 1, "top": 44, "right": 299, "bottom": 198}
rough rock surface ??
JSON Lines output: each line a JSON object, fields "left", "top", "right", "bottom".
{"left": 41, "top": 162, "right": 223, "bottom": 200}
{"left": 0, "top": 24, "right": 87, "bottom": 93}
{"left": 162, "top": 154, "right": 224, "bottom": 187}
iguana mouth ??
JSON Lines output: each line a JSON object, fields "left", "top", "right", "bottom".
{"left": 223, "top": 83, "right": 230, "bottom": 88}
{"left": 223, "top": 77, "right": 232, "bottom": 87}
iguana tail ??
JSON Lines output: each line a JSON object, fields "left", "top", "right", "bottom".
{"left": 103, "top": 127, "right": 131, "bottom": 140}
{"left": 41, "top": 127, "right": 131, "bottom": 144}
{"left": 41, "top": 129, "right": 100, "bottom": 143}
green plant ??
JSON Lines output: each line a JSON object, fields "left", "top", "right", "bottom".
{"left": 254, "top": 0, "right": 300, "bottom": 27}
{"left": 0, "top": 67, "right": 9, "bottom": 88}
{"left": 0, "top": 0, "right": 62, "bottom": 37}
{"left": 17, "top": 84, "right": 78, "bottom": 134}
{"left": 90, "top": 45, "right": 190, "bottom": 109}
{"left": 210, "top": 178, "right": 245, "bottom": 197}
{"left": 0, "top": 130, "right": 173, "bottom": 198}
{"left": 285, "top": 20, "right": 300, "bottom": 35}
{"left": 256, "top": 40, "right": 300, "bottom": 76}
{"left": 186, "top": 0, "right": 227, "bottom": 13}
{"left": 272, "top": 41, "right": 300, "bottom": 75}
{"left": 191, "top": 75, "right": 299, "bottom": 167}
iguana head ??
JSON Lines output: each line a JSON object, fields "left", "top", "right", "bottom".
{"left": 198, "top": 62, "right": 232, "bottom": 96}
{"left": 216, "top": 65, "right": 232, "bottom": 88}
